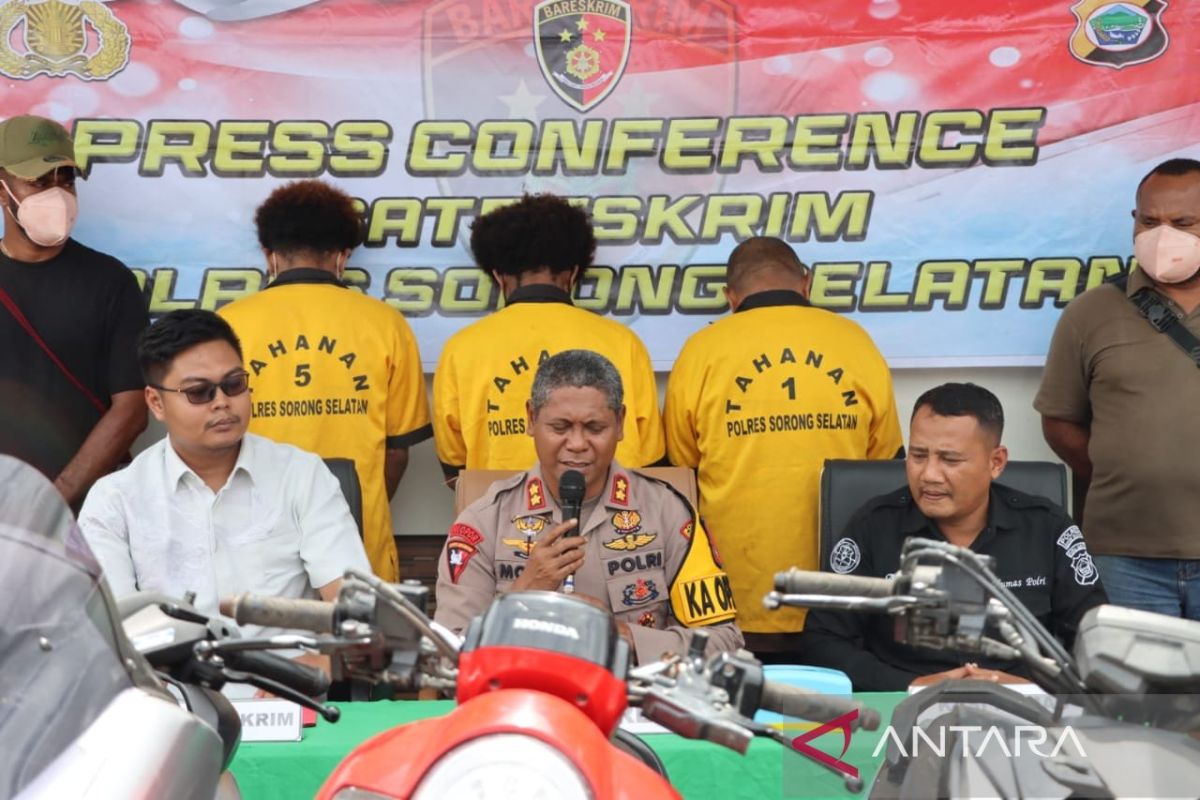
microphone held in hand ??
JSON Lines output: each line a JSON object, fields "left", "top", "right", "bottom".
{"left": 559, "top": 470, "right": 586, "bottom": 593}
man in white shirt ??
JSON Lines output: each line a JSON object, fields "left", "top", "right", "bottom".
{"left": 79, "top": 309, "right": 371, "bottom": 654}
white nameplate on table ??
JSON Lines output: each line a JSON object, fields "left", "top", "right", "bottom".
{"left": 231, "top": 698, "right": 303, "bottom": 742}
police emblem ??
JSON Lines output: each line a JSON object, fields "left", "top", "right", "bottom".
{"left": 501, "top": 537, "right": 538, "bottom": 559}
{"left": 506, "top": 514, "right": 547, "bottom": 558}
{"left": 605, "top": 509, "right": 655, "bottom": 550}
{"left": 622, "top": 578, "right": 659, "bottom": 606}
{"left": 1069, "top": 0, "right": 1168, "bottom": 69}
{"left": 611, "top": 510, "right": 642, "bottom": 534}
{"left": 0, "top": 0, "right": 130, "bottom": 80}
{"left": 604, "top": 532, "right": 656, "bottom": 551}
{"left": 513, "top": 514, "right": 548, "bottom": 536}
{"left": 1072, "top": 553, "right": 1099, "bottom": 585}
{"left": 830, "top": 537, "right": 862, "bottom": 574}
{"left": 679, "top": 521, "right": 693, "bottom": 540}
{"left": 446, "top": 540, "right": 476, "bottom": 584}
{"left": 533, "top": 0, "right": 632, "bottom": 113}
{"left": 446, "top": 523, "right": 483, "bottom": 584}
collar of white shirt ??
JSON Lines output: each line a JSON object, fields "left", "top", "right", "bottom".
{"left": 162, "top": 431, "right": 265, "bottom": 495}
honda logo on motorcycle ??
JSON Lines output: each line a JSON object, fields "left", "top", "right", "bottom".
{"left": 533, "top": 0, "right": 632, "bottom": 112}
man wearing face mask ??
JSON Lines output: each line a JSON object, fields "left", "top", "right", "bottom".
{"left": 1037, "top": 157, "right": 1200, "bottom": 620}
{"left": 0, "top": 115, "right": 148, "bottom": 505}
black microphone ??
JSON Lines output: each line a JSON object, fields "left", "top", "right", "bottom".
{"left": 559, "top": 470, "right": 586, "bottom": 593}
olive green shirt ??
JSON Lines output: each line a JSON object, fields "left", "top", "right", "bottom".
{"left": 1035, "top": 269, "right": 1200, "bottom": 558}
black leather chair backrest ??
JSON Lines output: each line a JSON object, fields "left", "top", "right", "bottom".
{"left": 323, "top": 457, "right": 364, "bottom": 539}
{"left": 818, "top": 459, "right": 1068, "bottom": 572}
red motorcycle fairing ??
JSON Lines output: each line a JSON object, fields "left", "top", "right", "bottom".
{"left": 315, "top": 689, "right": 681, "bottom": 800}
{"left": 457, "top": 646, "right": 629, "bottom": 736}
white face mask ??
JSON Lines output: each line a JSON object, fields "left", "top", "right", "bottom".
{"left": 2, "top": 183, "right": 78, "bottom": 247}
{"left": 1135, "top": 225, "right": 1200, "bottom": 284}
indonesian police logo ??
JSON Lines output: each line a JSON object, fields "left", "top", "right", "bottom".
{"left": 533, "top": 0, "right": 632, "bottom": 113}
{"left": 830, "top": 537, "right": 862, "bottom": 575}
{"left": 1069, "top": 0, "right": 1168, "bottom": 69}
{"left": 0, "top": 0, "right": 130, "bottom": 80}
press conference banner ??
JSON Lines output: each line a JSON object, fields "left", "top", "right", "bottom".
{"left": 3, "top": 0, "right": 1198, "bottom": 367}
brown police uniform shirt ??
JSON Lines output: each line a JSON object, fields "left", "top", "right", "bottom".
{"left": 1035, "top": 269, "right": 1200, "bottom": 558}
{"left": 434, "top": 462, "right": 744, "bottom": 663}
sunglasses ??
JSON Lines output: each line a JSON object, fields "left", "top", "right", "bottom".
{"left": 151, "top": 371, "right": 250, "bottom": 405}
{"left": 26, "top": 166, "right": 78, "bottom": 191}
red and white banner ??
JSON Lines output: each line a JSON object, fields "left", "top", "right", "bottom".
{"left": 3, "top": 0, "right": 1198, "bottom": 367}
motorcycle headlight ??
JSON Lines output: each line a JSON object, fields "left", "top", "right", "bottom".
{"left": 413, "top": 733, "right": 593, "bottom": 800}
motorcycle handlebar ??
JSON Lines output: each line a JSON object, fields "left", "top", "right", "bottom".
{"left": 220, "top": 594, "right": 336, "bottom": 634}
{"left": 222, "top": 649, "right": 330, "bottom": 697}
{"left": 759, "top": 681, "right": 881, "bottom": 731}
{"left": 773, "top": 569, "right": 894, "bottom": 599}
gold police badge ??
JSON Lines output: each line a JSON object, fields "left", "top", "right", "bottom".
{"left": 0, "top": 0, "right": 130, "bottom": 80}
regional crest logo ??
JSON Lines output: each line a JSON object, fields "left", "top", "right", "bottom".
{"left": 0, "top": 0, "right": 130, "bottom": 80}
{"left": 1069, "top": 0, "right": 1168, "bottom": 69}
{"left": 533, "top": 0, "right": 631, "bottom": 113}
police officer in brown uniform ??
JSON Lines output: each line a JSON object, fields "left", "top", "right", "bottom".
{"left": 435, "top": 350, "right": 743, "bottom": 664}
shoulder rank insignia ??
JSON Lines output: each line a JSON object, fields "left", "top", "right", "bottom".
{"left": 526, "top": 477, "right": 546, "bottom": 510}
{"left": 610, "top": 473, "right": 630, "bottom": 505}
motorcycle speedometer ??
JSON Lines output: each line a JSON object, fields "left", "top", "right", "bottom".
{"left": 412, "top": 733, "right": 592, "bottom": 800}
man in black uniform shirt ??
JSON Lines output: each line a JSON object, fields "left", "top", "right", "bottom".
{"left": 0, "top": 115, "right": 148, "bottom": 505}
{"left": 802, "top": 383, "right": 1107, "bottom": 690}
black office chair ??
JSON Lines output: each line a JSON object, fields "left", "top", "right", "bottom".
{"left": 322, "top": 457, "right": 364, "bottom": 539}
{"left": 817, "top": 459, "right": 1068, "bottom": 572}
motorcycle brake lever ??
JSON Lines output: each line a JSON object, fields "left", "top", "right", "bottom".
{"left": 220, "top": 667, "right": 341, "bottom": 722}
{"left": 748, "top": 720, "right": 865, "bottom": 793}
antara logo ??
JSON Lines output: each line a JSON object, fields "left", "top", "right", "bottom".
{"left": 870, "top": 724, "right": 1086, "bottom": 759}
{"left": 789, "top": 712, "right": 1087, "bottom": 780}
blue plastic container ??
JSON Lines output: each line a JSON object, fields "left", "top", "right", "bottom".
{"left": 754, "top": 665, "right": 852, "bottom": 724}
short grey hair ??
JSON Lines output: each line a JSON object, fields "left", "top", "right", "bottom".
{"left": 530, "top": 350, "right": 624, "bottom": 415}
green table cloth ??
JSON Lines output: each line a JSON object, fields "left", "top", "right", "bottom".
{"left": 230, "top": 693, "right": 907, "bottom": 799}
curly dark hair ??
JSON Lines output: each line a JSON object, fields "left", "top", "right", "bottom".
{"left": 469, "top": 193, "right": 596, "bottom": 277}
{"left": 254, "top": 180, "right": 364, "bottom": 255}
{"left": 138, "top": 309, "right": 242, "bottom": 384}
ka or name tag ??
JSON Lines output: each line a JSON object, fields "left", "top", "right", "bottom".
{"left": 231, "top": 698, "right": 303, "bottom": 742}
